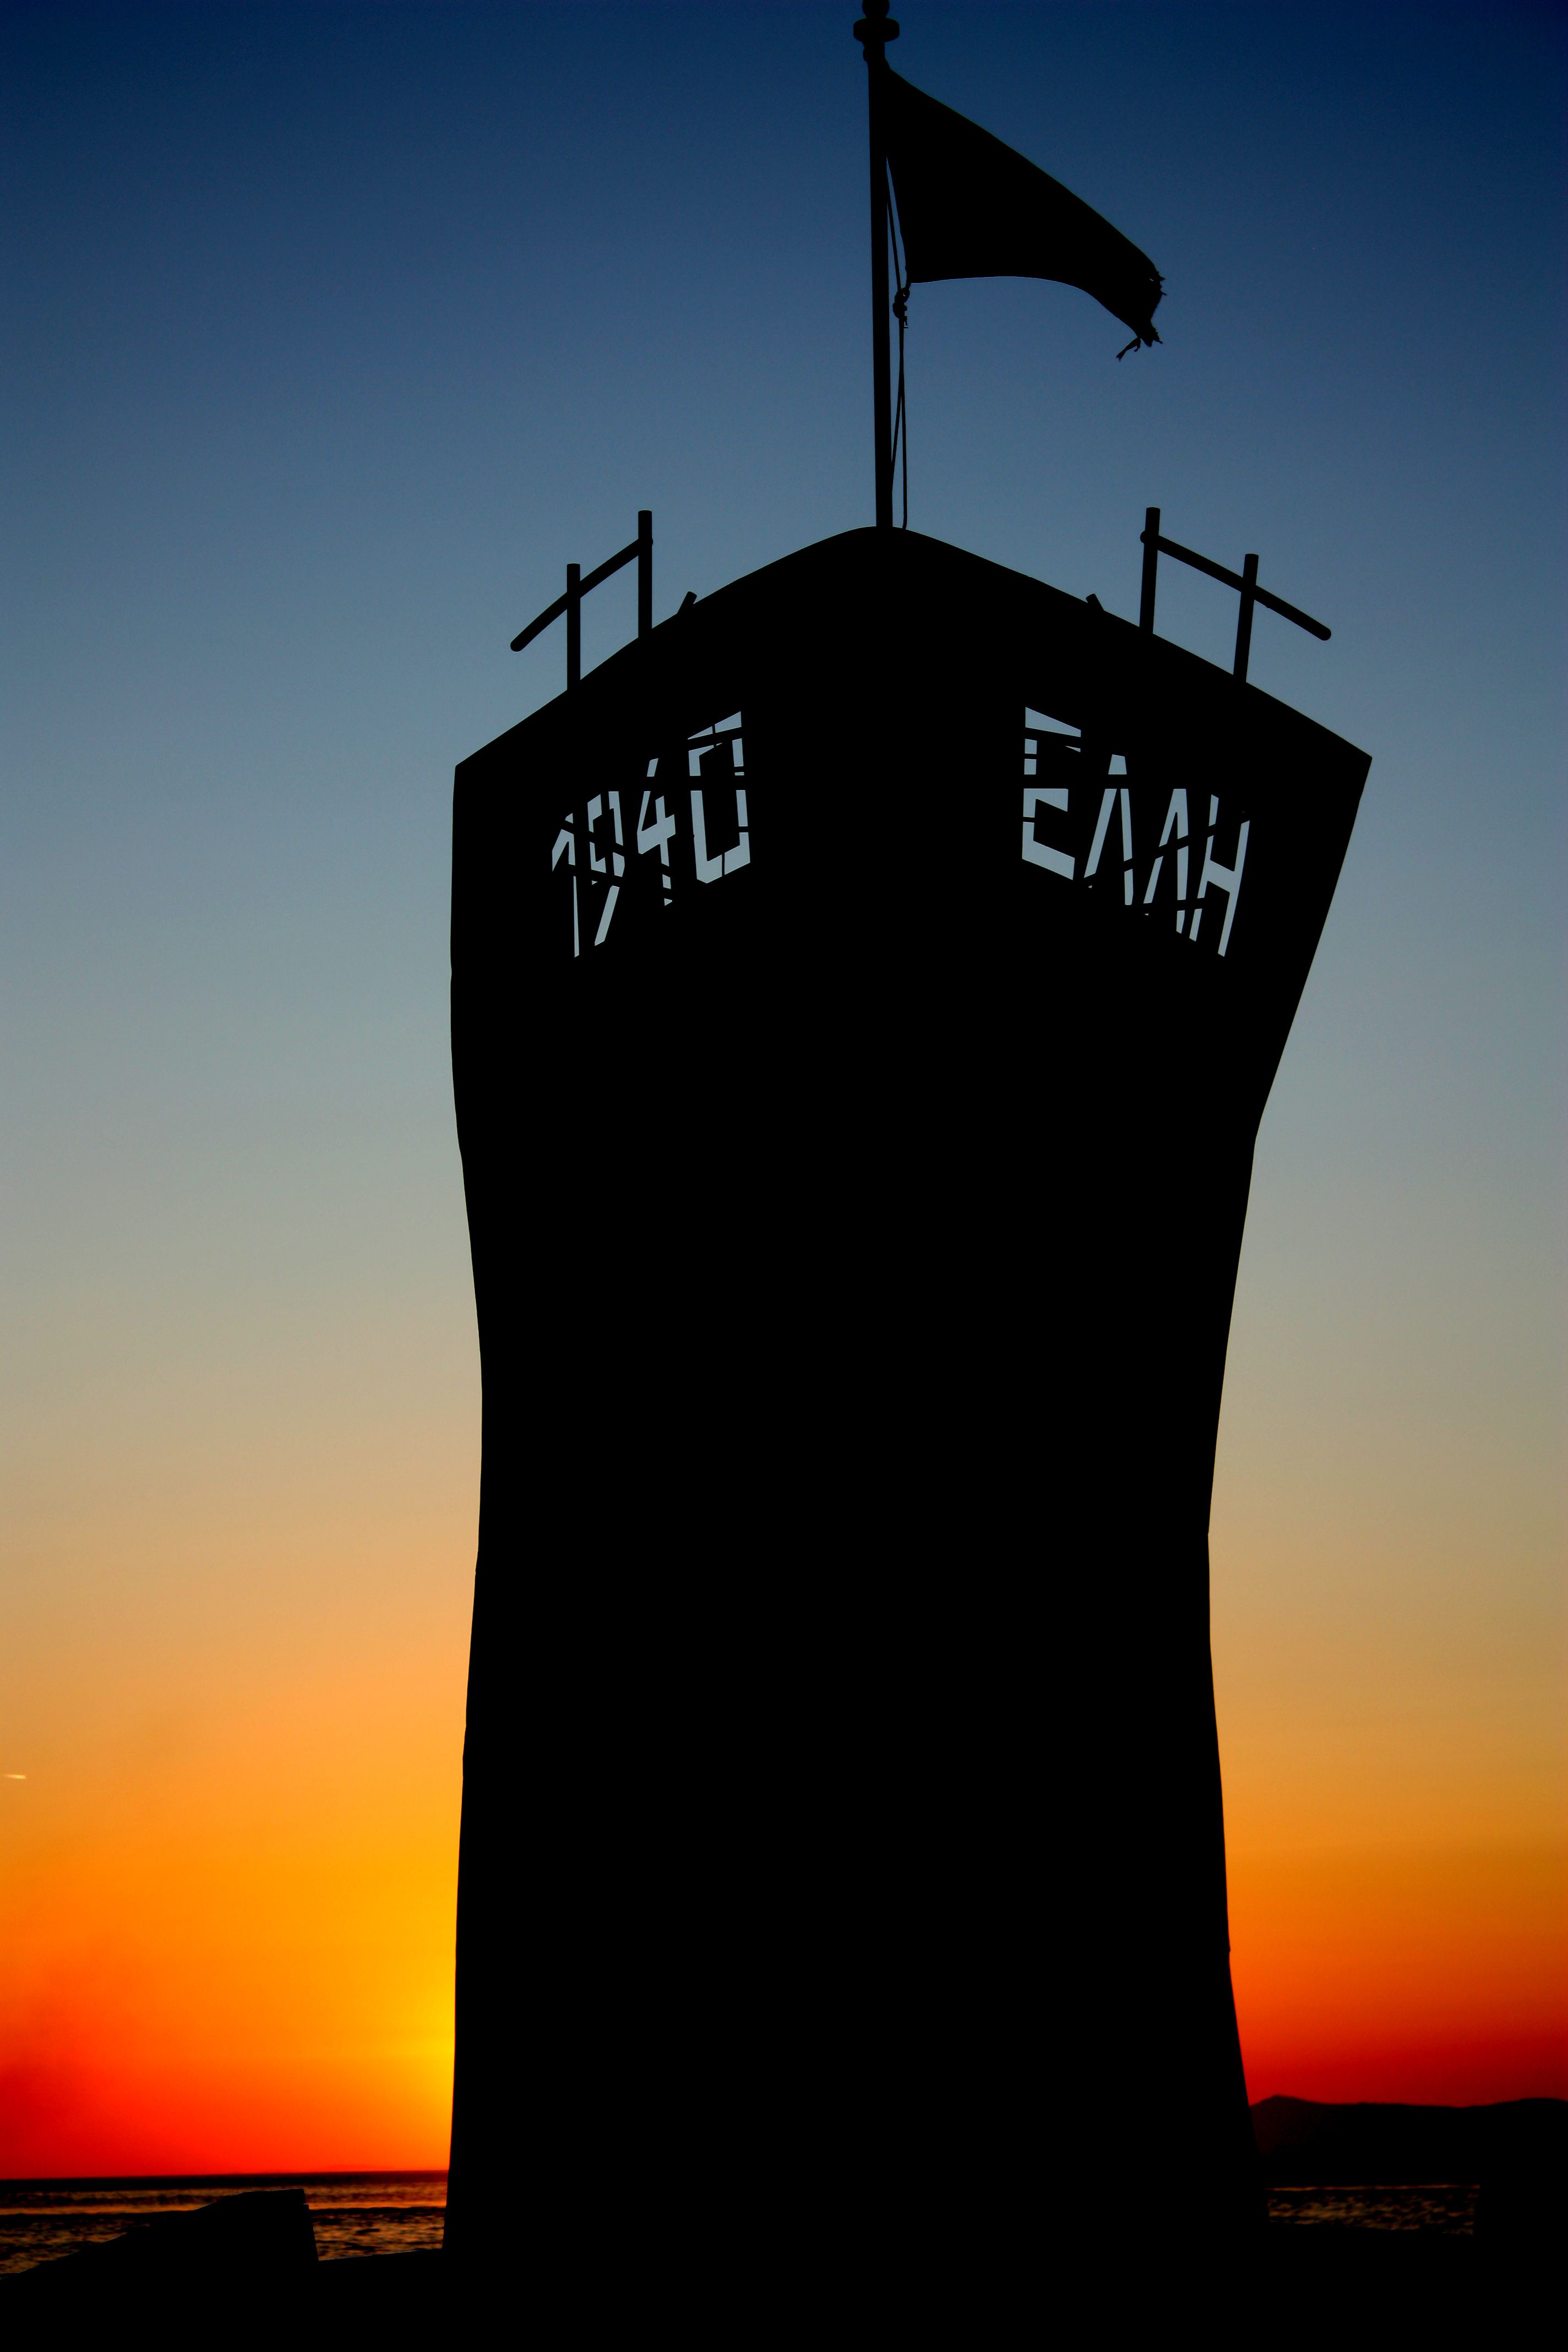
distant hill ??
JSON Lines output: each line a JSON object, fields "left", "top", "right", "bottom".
{"left": 1251, "top": 2096, "right": 1567, "bottom": 2183}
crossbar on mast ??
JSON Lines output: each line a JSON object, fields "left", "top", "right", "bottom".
{"left": 1140, "top": 507, "right": 1330, "bottom": 684}
{"left": 511, "top": 511, "right": 654, "bottom": 687}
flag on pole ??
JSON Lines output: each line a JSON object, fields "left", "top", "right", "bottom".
{"left": 883, "top": 69, "right": 1164, "bottom": 353}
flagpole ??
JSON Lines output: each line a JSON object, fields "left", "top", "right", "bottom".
{"left": 855, "top": 6, "right": 899, "bottom": 531}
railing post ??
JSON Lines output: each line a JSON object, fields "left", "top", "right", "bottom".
{"left": 1140, "top": 506, "right": 1160, "bottom": 634}
{"left": 637, "top": 511, "right": 652, "bottom": 639}
{"left": 1233, "top": 551, "right": 1258, "bottom": 683}
{"left": 566, "top": 562, "right": 581, "bottom": 690}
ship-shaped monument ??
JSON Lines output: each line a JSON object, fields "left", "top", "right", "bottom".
{"left": 445, "top": 4, "right": 1369, "bottom": 2315}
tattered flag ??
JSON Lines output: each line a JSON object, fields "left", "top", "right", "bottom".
{"left": 883, "top": 69, "right": 1164, "bottom": 354}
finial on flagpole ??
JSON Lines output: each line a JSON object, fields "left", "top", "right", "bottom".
{"left": 853, "top": 2, "right": 899, "bottom": 58}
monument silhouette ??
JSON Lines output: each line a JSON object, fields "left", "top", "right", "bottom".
{"left": 444, "top": 3, "right": 1370, "bottom": 2315}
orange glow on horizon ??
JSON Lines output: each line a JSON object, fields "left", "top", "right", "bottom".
{"left": 6, "top": 1741, "right": 1563, "bottom": 2175}
{"left": 1, "top": 1811, "right": 458, "bottom": 2177}
{"left": 3, "top": 1509, "right": 1560, "bottom": 2175}
{"left": 1, "top": 1525, "right": 467, "bottom": 2180}
{"left": 1228, "top": 1840, "right": 1567, "bottom": 2108}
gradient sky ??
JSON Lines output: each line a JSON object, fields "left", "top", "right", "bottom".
{"left": 3, "top": 1, "right": 1563, "bottom": 2175}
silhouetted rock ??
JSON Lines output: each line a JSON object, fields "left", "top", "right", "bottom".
{"left": 0, "top": 2187, "right": 316, "bottom": 2327}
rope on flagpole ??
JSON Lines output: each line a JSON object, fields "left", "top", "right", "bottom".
{"left": 888, "top": 171, "right": 910, "bottom": 529}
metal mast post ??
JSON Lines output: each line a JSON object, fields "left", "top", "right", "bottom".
{"left": 855, "top": 5, "right": 899, "bottom": 530}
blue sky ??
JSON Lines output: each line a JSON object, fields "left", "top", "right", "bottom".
{"left": 3, "top": 1, "right": 1563, "bottom": 2132}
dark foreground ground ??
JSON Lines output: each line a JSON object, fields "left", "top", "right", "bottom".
{"left": 0, "top": 2192, "right": 1558, "bottom": 2349}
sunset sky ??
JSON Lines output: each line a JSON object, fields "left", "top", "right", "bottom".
{"left": 3, "top": 1, "right": 1562, "bottom": 2175}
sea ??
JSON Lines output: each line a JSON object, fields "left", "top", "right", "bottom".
{"left": 0, "top": 2177, "right": 1479, "bottom": 2277}
{"left": 0, "top": 2175, "right": 447, "bottom": 2276}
